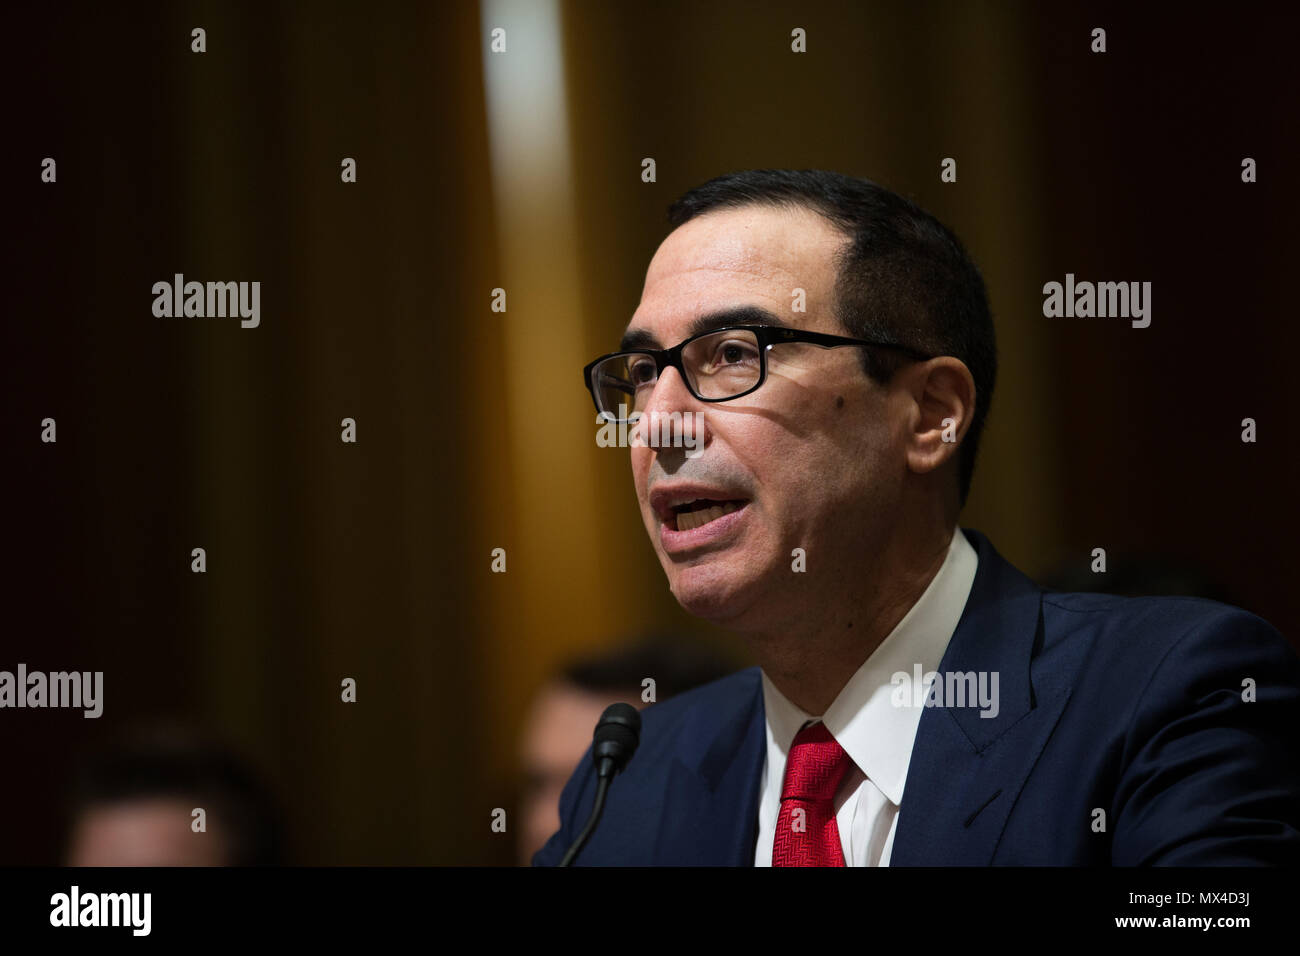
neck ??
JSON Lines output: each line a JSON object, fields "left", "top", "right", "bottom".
{"left": 745, "top": 524, "right": 955, "bottom": 716}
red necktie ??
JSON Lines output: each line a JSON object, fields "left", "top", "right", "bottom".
{"left": 772, "top": 721, "right": 854, "bottom": 866}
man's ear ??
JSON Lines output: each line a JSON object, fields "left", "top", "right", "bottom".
{"left": 900, "top": 357, "right": 976, "bottom": 478}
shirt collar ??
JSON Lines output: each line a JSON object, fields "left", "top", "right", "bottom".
{"left": 760, "top": 527, "right": 979, "bottom": 805}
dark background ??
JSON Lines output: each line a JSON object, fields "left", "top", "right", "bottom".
{"left": 4, "top": 0, "right": 1296, "bottom": 864}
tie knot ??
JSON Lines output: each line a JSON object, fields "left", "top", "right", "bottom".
{"left": 780, "top": 721, "right": 854, "bottom": 804}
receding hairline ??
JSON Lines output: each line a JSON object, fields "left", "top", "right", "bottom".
{"left": 667, "top": 194, "right": 856, "bottom": 241}
{"left": 658, "top": 196, "right": 868, "bottom": 339}
{"left": 628, "top": 202, "right": 858, "bottom": 346}
{"left": 651, "top": 199, "right": 857, "bottom": 300}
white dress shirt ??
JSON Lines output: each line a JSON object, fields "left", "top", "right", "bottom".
{"left": 754, "top": 527, "right": 979, "bottom": 866}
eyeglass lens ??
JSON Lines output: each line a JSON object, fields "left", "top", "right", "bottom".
{"left": 592, "top": 328, "right": 763, "bottom": 421}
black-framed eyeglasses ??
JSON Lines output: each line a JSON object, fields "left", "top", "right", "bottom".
{"left": 583, "top": 324, "right": 934, "bottom": 423}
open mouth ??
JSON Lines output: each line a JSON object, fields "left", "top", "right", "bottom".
{"left": 668, "top": 499, "right": 746, "bottom": 532}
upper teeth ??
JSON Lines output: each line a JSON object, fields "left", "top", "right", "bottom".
{"left": 675, "top": 500, "right": 740, "bottom": 531}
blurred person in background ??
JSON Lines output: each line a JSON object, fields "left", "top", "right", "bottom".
{"left": 63, "top": 726, "right": 285, "bottom": 866}
{"left": 517, "top": 636, "right": 736, "bottom": 865}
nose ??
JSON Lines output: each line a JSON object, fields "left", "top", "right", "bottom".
{"left": 635, "top": 365, "right": 710, "bottom": 455}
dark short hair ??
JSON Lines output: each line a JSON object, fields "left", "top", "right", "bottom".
{"left": 667, "top": 169, "right": 996, "bottom": 507}
{"left": 561, "top": 634, "right": 737, "bottom": 703}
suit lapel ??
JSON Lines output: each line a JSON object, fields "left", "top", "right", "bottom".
{"left": 647, "top": 529, "right": 1072, "bottom": 866}
{"left": 891, "top": 528, "right": 1069, "bottom": 865}
{"left": 653, "top": 667, "right": 767, "bottom": 865}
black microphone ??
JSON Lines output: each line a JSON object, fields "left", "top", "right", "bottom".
{"left": 557, "top": 702, "right": 641, "bottom": 866}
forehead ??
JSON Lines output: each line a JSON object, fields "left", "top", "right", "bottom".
{"left": 625, "top": 204, "right": 848, "bottom": 346}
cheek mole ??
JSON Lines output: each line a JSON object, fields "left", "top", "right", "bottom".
{"left": 835, "top": 395, "right": 845, "bottom": 409}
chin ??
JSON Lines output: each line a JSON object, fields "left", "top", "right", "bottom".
{"left": 666, "top": 558, "right": 763, "bottom": 624}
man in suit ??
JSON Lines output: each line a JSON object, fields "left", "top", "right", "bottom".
{"left": 535, "top": 169, "right": 1300, "bottom": 866}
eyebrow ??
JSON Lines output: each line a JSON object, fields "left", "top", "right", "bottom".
{"left": 619, "top": 305, "right": 790, "bottom": 352}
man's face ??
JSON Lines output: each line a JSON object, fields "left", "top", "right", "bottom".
{"left": 625, "top": 205, "right": 905, "bottom": 627}
{"left": 518, "top": 681, "right": 641, "bottom": 865}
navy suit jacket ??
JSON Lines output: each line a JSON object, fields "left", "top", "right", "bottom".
{"left": 533, "top": 529, "right": 1300, "bottom": 865}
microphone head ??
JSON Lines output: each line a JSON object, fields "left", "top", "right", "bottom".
{"left": 592, "top": 702, "right": 641, "bottom": 775}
